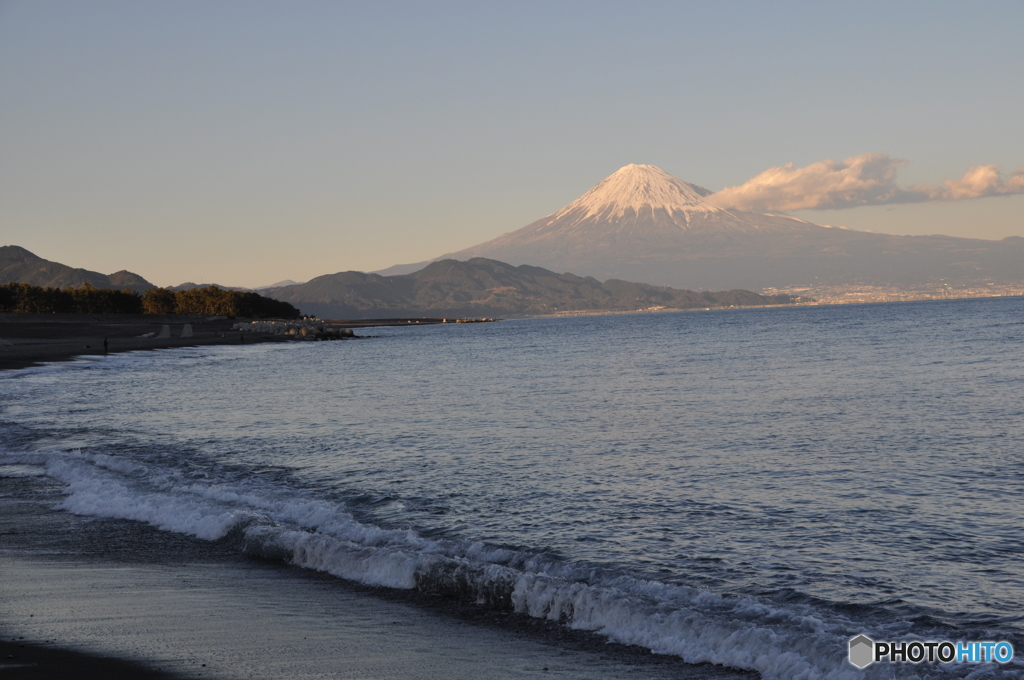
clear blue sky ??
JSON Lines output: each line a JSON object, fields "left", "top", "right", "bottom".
{"left": 2, "top": 1, "right": 1023, "bottom": 287}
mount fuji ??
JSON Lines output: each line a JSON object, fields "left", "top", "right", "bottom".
{"left": 379, "top": 164, "right": 1024, "bottom": 291}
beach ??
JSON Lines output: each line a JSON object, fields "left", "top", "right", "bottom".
{"left": 0, "top": 314, "right": 290, "bottom": 372}
{"left": 0, "top": 314, "right": 493, "bottom": 372}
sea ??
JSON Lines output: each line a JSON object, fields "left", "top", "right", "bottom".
{"left": 2, "top": 297, "right": 1023, "bottom": 679}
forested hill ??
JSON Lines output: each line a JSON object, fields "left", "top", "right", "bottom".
{"left": 0, "top": 282, "right": 300, "bottom": 318}
{"left": 265, "top": 258, "right": 799, "bottom": 319}
{"left": 0, "top": 246, "right": 153, "bottom": 294}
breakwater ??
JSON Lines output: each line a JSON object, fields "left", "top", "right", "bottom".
{"left": 232, "top": 319, "right": 355, "bottom": 339}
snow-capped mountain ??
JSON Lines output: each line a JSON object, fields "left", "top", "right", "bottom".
{"left": 546, "top": 163, "right": 719, "bottom": 222}
{"left": 379, "top": 164, "right": 1024, "bottom": 291}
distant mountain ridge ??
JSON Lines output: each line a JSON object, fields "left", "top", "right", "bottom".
{"left": 266, "top": 257, "right": 795, "bottom": 319}
{"left": 378, "top": 164, "right": 1024, "bottom": 291}
{"left": 0, "top": 245, "right": 153, "bottom": 294}
{"left": 256, "top": 279, "right": 303, "bottom": 290}
{"left": 170, "top": 281, "right": 249, "bottom": 292}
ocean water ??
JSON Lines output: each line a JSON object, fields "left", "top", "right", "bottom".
{"left": 2, "top": 298, "right": 1023, "bottom": 679}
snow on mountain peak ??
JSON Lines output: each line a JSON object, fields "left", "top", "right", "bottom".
{"left": 552, "top": 164, "right": 718, "bottom": 222}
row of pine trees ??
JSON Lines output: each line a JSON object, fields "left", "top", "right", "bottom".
{"left": 0, "top": 283, "right": 300, "bottom": 318}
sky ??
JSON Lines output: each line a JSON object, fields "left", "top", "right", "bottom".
{"left": 2, "top": 1, "right": 1023, "bottom": 288}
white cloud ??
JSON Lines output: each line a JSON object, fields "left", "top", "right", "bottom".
{"left": 706, "top": 153, "right": 1024, "bottom": 211}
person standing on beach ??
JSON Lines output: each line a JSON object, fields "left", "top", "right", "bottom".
{"left": 103, "top": 338, "right": 108, "bottom": 355}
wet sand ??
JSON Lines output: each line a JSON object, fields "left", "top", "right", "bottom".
{"left": 0, "top": 637, "right": 179, "bottom": 680}
{"left": 0, "top": 459, "right": 755, "bottom": 680}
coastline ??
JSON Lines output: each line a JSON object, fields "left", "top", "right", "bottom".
{"left": 531, "top": 290, "right": 1024, "bottom": 319}
{"left": 0, "top": 314, "right": 500, "bottom": 371}
{"left": 6, "top": 295, "right": 1018, "bottom": 371}
{"left": 0, "top": 314, "right": 290, "bottom": 372}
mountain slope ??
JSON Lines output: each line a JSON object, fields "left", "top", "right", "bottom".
{"left": 267, "top": 257, "right": 795, "bottom": 319}
{"left": 379, "top": 164, "right": 1024, "bottom": 291}
{"left": 0, "top": 246, "right": 154, "bottom": 293}
{"left": 170, "top": 282, "right": 249, "bottom": 292}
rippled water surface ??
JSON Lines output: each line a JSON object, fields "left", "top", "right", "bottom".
{"left": 3, "top": 298, "right": 1023, "bottom": 679}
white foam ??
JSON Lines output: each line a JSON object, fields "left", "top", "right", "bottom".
{"left": 266, "top": 528, "right": 421, "bottom": 589}
{"left": 0, "top": 463, "right": 47, "bottom": 477}
{"left": 1, "top": 446, "right": 974, "bottom": 679}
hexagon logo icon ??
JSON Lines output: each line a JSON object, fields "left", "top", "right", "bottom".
{"left": 849, "top": 635, "right": 874, "bottom": 669}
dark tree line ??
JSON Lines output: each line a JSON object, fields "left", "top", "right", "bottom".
{"left": 0, "top": 283, "right": 143, "bottom": 313}
{"left": 141, "top": 286, "right": 300, "bottom": 318}
{"left": 0, "top": 283, "right": 299, "bottom": 318}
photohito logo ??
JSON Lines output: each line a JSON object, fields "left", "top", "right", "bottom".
{"left": 848, "top": 635, "right": 1014, "bottom": 669}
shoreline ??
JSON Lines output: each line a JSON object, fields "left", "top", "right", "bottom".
{"left": 0, "top": 315, "right": 289, "bottom": 372}
{"left": 6, "top": 295, "right": 1020, "bottom": 371}
{"left": 0, "top": 474, "right": 754, "bottom": 680}
{"left": 0, "top": 314, "right": 501, "bottom": 372}
{"left": 1, "top": 308, "right": 741, "bottom": 371}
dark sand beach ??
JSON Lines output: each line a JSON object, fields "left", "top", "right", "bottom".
{"left": 0, "top": 313, "right": 290, "bottom": 372}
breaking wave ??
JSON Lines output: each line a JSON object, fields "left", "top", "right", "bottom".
{"left": 2, "top": 446, "right": 1018, "bottom": 680}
